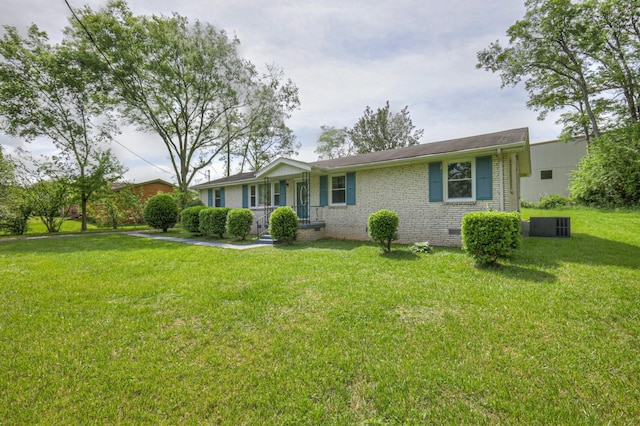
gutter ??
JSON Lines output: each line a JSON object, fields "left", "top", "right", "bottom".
{"left": 498, "top": 148, "right": 504, "bottom": 211}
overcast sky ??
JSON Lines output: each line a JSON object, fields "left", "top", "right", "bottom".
{"left": 1, "top": 0, "right": 562, "bottom": 184}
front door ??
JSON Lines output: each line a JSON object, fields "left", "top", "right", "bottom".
{"left": 296, "top": 181, "right": 309, "bottom": 219}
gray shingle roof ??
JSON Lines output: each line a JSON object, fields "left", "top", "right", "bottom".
{"left": 192, "top": 127, "right": 528, "bottom": 188}
{"left": 309, "top": 127, "right": 528, "bottom": 169}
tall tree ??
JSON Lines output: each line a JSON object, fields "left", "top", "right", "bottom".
{"left": 69, "top": 1, "right": 298, "bottom": 185}
{"left": 314, "top": 125, "right": 353, "bottom": 160}
{"left": 0, "top": 24, "right": 125, "bottom": 231}
{"left": 477, "top": 0, "right": 640, "bottom": 139}
{"left": 348, "top": 101, "right": 424, "bottom": 154}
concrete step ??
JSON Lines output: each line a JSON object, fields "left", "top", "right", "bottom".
{"left": 255, "top": 234, "right": 274, "bottom": 245}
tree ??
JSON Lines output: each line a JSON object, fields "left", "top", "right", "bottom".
{"left": 0, "top": 24, "right": 125, "bottom": 231}
{"left": 69, "top": 1, "right": 299, "bottom": 186}
{"left": 477, "top": 0, "right": 640, "bottom": 140}
{"left": 26, "top": 178, "right": 74, "bottom": 233}
{"left": 0, "top": 147, "right": 30, "bottom": 235}
{"left": 570, "top": 124, "right": 640, "bottom": 207}
{"left": 314, "top": 125, "right": 354, "bottom": 160}
{"left": 348, "top": 101, "right": 424, "bottom": 154}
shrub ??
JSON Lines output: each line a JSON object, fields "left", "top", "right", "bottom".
{"left": 199, "top": 207, "right": 230, "bottom": 238}
{"left": 505, "top": 211, "right": 522, "bottom": 251}
{"left": 410, "top": 242, "right": 434, "bottom": 254}
{"left": 570, "top": 125, "right": 640, "bottom": 208}
{"left": 368, "top": 209, "right": 399, "bottom": 253}
{"left": 461, "top": 211, "right": 519, "bottom": 266}
{"left": 269, "top": 206, "right": 298, "bottom": 243}
{"left": 143, "top": 194, "right": 178, "bottom": 232}
{"left": 226, "top": 208, "right": 254, "bottom": 240}
{"left": 181, "top": 205, "right": 208, "bottom": 234}
{"left": 520, "top": 199, "right": 538, "bottom": 209}
{"left": 539, "top": 194, "right": 571, "bottom": 209}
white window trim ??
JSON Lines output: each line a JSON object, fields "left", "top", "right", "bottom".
{"left": 445, "top": 159, "right": 475, "bottom": 201}
{"left": 214, "top": 189, "right": 222, "bottom": 207}
{"left": 329, "top": 174, "right": 347, "bottom": 206}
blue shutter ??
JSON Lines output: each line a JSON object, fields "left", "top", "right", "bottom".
{"left": 476, "top": 156, "right": 493, "bottom": 200}
{"left": 279, "top": 180, "right": 286, "bottom": 206}
{"left": 346, "top": 172, "right": 356, "bottom": 205}
{"left": 220, "top": 188, "right": 225, "bottom": 207}
{"left": 319, "top": 176, "right": 328, "bottom": 206}
{"left": 207, "top": 189, "right": 213, "bottom": 207}
{"left": 428, "top": 162, "right": 443, "bottom": 202}
{"left": 242, "top": 185, "right": 248, "bottom": 208}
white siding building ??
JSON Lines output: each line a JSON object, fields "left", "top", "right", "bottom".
{"left": 520, "top": 137, "right": 588, "bottom": 202}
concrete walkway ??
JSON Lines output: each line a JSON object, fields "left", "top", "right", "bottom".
{"left": 127, "top": 232, "right": 270, "bottom": 250}
{"left": 1, "top": 231, "right": 271, "bottom": 250}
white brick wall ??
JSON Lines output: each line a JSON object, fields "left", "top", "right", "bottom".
{"left": 198, "top": 153, "right": 521, "bottom": 247}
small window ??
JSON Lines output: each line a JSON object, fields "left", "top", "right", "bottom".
{"left": 541, "top": 170, "right": 553, "bottom": 180}
{"left": 214, "top": 189, "right": 222, "bottom": 207}
{"left": 250, "top": 185, "right": 257, "bottom": 207}
{"left": 447, "top": 161, "right": 473, "bottom": 199}
{"left": 273, "top": 184, "right": 280, "bottom": 206}
{"left": 331, "top": 175, "right": 346, "bottom": 204}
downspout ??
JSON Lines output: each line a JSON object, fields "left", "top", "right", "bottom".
{"left": 497, "top": 148, "right": 504, "bottom": 211}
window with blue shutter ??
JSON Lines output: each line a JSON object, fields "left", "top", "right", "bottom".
{"left": 279, "top": 180, "right": 287, "bottom": 206}
{"left": 475, "top": 156, "right": 493, "bottom": 200}
{"left": 207, "top": 189, "right": 213, "bottom": 207}
{"left": 319, "top": 176, "right": 328, "bottom": 206}
{"left": 220, "top": 188, "right": 225, "bottom": 207}
{"left": 242, "top": 185, "right": 248, "bottom": 208}
{"left": 346, "top": 172, "right": 356, "bottom": 205}
{"left": 428, "top": 162, "right": 443, "bottom": 202}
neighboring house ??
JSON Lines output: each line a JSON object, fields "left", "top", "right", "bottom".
{"left": 520, "top": 137, "right": 588, "bottom": 202}
{"left": 112, "top": 178, "right": 177, "bottom": 202}
{"left": 192, "top": 128, "right": 531, "bottom": 246}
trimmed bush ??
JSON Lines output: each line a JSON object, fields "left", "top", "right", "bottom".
{"left": 143, "top": 194, "right": 178, "bottom": 232}
{"left": 368, "top": 209, "right": 399, "bottom": 253}
{"left": 538, "top": 194, "right": 571, "bottom": 210}
{"left": 226, "top": 208, "right": 254, "bottom": 240}
{"left": 199, "top": 207, "right": 230, "bottom": 238}
{"left": 181, "top": 205, "right": 208, "bottom": 234}
{"left": 461, "top": 211, "right": 519, "bottom": 266}
{"left": 269, "top": 206, "right": 298, "bottom": 243}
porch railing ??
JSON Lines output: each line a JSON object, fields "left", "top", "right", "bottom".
{"left": 256, "top": 206, "right": 324, "bottom": 236}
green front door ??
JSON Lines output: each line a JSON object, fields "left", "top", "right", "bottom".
{"left": 296, "top": 181, "right": 308, "bottom": 219}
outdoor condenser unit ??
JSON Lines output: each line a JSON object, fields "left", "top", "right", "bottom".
{"left": 529, "top": 217, "right": 571, "bottom": 238}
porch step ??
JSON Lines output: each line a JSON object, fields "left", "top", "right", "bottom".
{"left": 255, "top": 233, "right": 274, "bottom": 245}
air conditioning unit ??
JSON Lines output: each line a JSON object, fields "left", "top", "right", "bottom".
{"left": 529, "top": 217, "right": 571, "bottom": 238}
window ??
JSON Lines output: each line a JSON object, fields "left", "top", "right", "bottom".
{"left": 541, "top": 170, "right": 553, "bottom": 180}
{"left": 214, "top": 189, "right": 222, "bottom": 207}
{"left": 273, "top": 184, "right": 280, "bottom": 206}
{"left": 249, "top": 183, "right": 276, "bottom": 207}
{"left": 446, "top": 161, "right": 473, "bottom": 199}
{"left": 250, "top": 185, "right": 257, "bottom": 207}
{"left": 331, "top": 175, "right": 346, "bottom": 204}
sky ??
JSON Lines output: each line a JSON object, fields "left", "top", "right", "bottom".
{"left": 0, "top": 0, "right": 563, "bottom": 184}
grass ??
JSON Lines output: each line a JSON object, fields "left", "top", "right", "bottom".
{"left": 0, "top": 207, "right": 639, "bottom": 424}
{"left": 0, "top": 218, "right": 149, "bottom": 237}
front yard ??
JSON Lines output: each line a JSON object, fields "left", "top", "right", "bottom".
{"left": 1, "top": 208, "right": 639, "bottom": 424}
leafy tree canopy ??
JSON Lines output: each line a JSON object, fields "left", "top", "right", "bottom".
{"left": 477, "top": 0, "right": 640, "bottom": 141}
{"left": 315, "top": 102, "right": 423, "bottom": 159}
{"left": 68, "top": 0, "right": 299, "bottom": 183}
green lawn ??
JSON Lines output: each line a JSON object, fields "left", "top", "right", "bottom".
{"left": 1, "top": 208, "right": 639, "bottom": 424}
{"left": 0, "top": 218, "right": 149, "bottom": 237}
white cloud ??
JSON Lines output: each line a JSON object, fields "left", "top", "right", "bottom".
{"left": 1, "top": 0, "right": 562, "bottom": 183}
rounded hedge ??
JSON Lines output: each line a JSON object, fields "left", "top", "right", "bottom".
{"left": 226, "top": 208, "right": 254, "bottom": 240}
{"left": 461, "top": 211, "right": 520, "bottom": 266}
{"left": 143, "top": 194, "right": 178, "bottom": 232}
{"left": 199, "top": 207, "right": 230, "bottom": 238}
{"left": 368, "top": 209, "right": 399, "bottom": 253}
{"left": 269, "top": 206, "right": 298, "bottom": 243}
{"left": 181, "top": 205, "right": 208, "bottom": 234}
